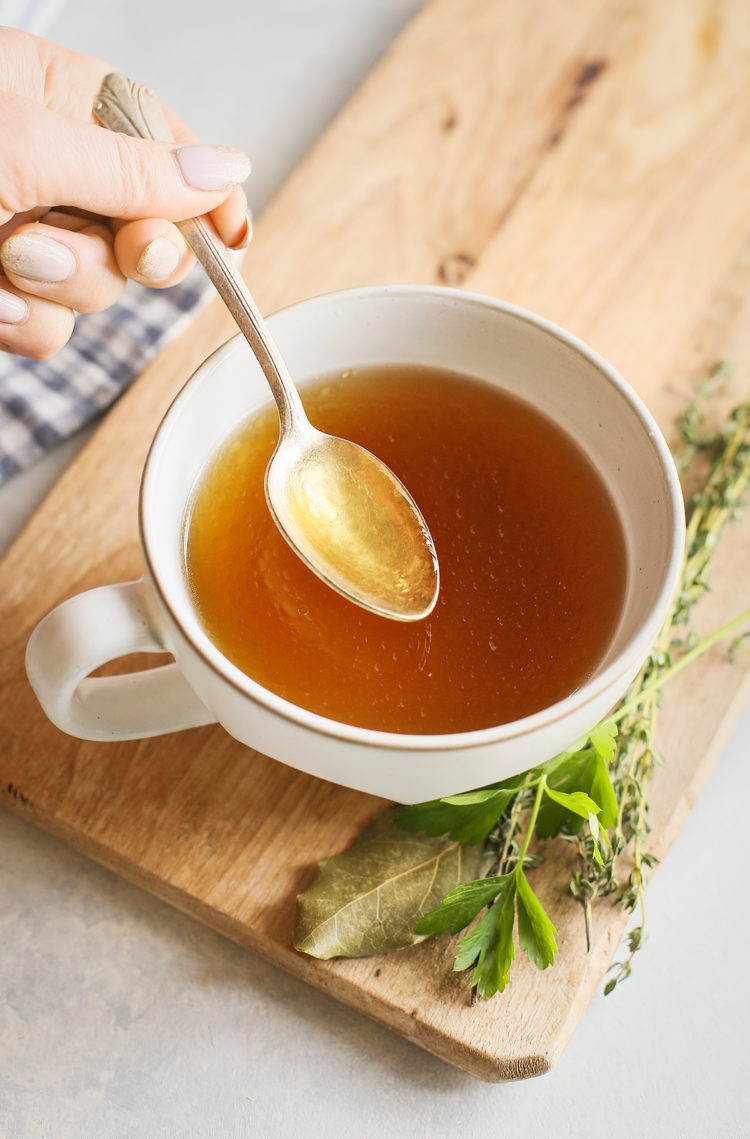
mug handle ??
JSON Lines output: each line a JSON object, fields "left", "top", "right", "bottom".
{"left": 25, "top": 579, "right": 217, "bottom": 741}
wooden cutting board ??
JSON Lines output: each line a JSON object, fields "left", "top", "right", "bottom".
{"left": 3, "top": 0, "right": 750, "bottom": 1081}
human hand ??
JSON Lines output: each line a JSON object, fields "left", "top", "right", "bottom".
{"left": 0, "top": 28, "right": 251, "bottom": 359}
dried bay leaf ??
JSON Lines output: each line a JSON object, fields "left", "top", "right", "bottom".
{"left": 294, "top": 808, "right": 486, "bottom": 959}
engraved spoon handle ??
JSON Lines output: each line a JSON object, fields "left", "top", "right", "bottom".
{"left": 93, "top": 72, "right": 304, "bottom": 434}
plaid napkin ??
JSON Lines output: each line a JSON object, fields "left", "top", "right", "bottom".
{"left": 0, "top": 0, "right": 216, "bottom": 484}
{"left": 0, "top": 272, "right": 212, "bottom": 483}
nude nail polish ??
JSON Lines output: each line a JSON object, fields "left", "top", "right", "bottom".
{"left": 229, "top": 210, "right": 254, "bottom": 251}
{"left": 0, "top": 288, "right": 29, "bottom": 324}
{"left": 175, "top": 145, "right": 252, "bottom": 191}
{"left": 137, "top": 237, "right": 181, "bottom": 280}
{"left": 0, "top": 232, "right": 76, "bottom": 283}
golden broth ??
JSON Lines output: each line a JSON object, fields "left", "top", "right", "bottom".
{"left": 184, "top": 365, "right": 626, "bottom": 734}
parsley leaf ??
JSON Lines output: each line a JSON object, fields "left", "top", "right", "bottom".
{"left": 397, "top": 795, "right": 508, "bottom": 845}
{"left": 588, "top": 751, "right": 618, "bottom": 829}
{"left": 543, "top": 786, "right": 602, "bottom": 820}
{"left": 454, "top": 877, "right": 516, "bottom": 999}
{"left": 441, "top": 788, "right": 512, "bottom": 806}
{"left": 590, "top": 719, "right": 618, "bottom": 761}
{"left": 415, "top": 874, "right": 511, "bottom": 937}
{"left": 535, "top": 733, "right": 618, "bottom": 839}
{"left": 516, "top": 870, "right": 558, "bottom": 970}
{"left": 398, "top": 777, "right": 526, "bottom": 845}
{"left": 420, "top": 862, "right": 558, "bottom": 994}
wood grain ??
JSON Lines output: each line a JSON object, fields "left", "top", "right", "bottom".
{"left": 3, "top": 0, "right": 750, "bottom": 1080}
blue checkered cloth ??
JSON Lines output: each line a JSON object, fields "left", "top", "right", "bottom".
{"left": 0, "top": 269, "right": 212, "bottom": 483}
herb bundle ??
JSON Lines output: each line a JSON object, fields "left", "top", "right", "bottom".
{"left": 295, "top": 388, "right": 750, "bottom": 999}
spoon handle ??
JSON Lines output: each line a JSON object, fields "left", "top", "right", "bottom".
{"left": 93, "top": 73, "right": 304, "bottom": 434}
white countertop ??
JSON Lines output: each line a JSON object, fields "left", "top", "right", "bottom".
{"left": 1, "top": 3, "right": 748, "bottom": 1136}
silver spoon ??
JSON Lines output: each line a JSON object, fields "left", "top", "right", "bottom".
{"left": 93, "top": 74, "right": 439, "bottom": 622}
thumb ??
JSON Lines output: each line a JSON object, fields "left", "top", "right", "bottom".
{"left": 0, "top": 92, "right": 251, "bottom": 223}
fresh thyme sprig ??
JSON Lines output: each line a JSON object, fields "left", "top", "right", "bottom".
{"left": 398, "top": 388, "right": 750, "bottom": 999}
{"left": 593, "top": 391, "right": 750, "bottom": 991}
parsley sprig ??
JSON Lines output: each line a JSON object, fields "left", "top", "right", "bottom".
{"left": 400, "top": 723, "right": 617, "bottom": 998}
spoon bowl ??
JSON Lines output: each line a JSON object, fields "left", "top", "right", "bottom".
{"left": 266, "top": 423, "right": 439, "bottom": 620}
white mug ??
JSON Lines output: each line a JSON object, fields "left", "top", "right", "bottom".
{"left": 26, "top": 286, "right": 685, "bottom": 802}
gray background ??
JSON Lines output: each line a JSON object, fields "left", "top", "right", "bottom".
{"left": 1, "top": 2, "right": 748, "bottom": 1135}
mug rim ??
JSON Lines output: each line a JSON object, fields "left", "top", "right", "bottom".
{"left": 139, "top": 283, "right": 685, "bottom": 753}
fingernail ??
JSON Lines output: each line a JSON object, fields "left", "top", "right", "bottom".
{"left": 0, "top": 232, "right": 76, "bottom": 283}
{"left": 0, "top": 288, "right": 29, "bottom": 324}
{"left": 137, "top": 236, "right": 181, "bottom": 280}
{"left": 229, "top": 210, "right": 254, "bottom": 251}
{"left": 174, "top": 144, "right": 251, "bottom": 191}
